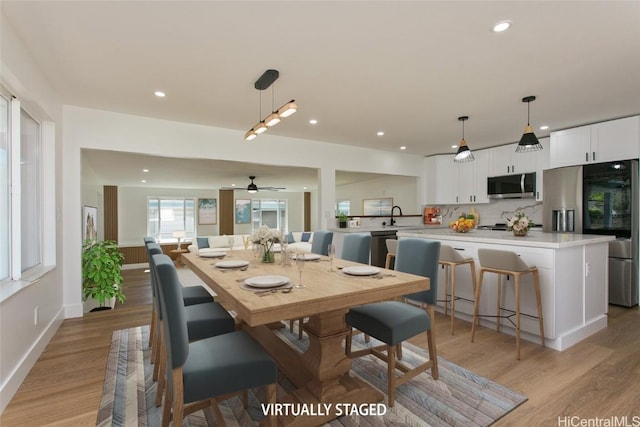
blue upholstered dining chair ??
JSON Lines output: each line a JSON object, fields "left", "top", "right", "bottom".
{"left": 340, "top": 233, "right": 371, "bottom": 264}
{"left": 146, "top": 243, "right": 235, "bottom": 407}
{"left": 344, "top": 238, "right": 441, "bottom": 407}
{"left": 152, "top": 254, "right": 278, "bottom": 427}
{"left": 310, "top": 230, "right": 334, "bottom": 255}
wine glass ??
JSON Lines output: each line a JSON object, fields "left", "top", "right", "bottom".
{"left": 327, "top": 243, "right": 335, "bottom": 272}
{"left": 227, "top": 235, "right": 235, "bottom": 250}
{"left": 251, "top": 243, "right": 261, "bottom": 267}
{"left": 295, "top": 251, "right": 305, "bottom": 288}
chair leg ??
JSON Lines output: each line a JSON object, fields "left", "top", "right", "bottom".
{"left": 426, "top": 328, "right": 439, "bottom": 380}
{"left": 161, "top": 379, "right": 172, "bottom": 427}
{"left": 153, "top": 323, "right": 163, "bottom": 381}
{"left": 533, "top": 269, "right": 545, "bottom": 347}
{"left": 289, "top": 319, "right": 294, "bottom": 332}
{"left": 515, "top": 274, "right": 521, "bottom": 360}
{"left": 443, "top": 264, "right": 450, "bottom": 317}
{"left": 150, "top": 305, "right": 157, "bottom": 349}
{"left": 171, "top": 369, "right": 185, "bottom": 427}
{"left": 468, "top": 260, "right": 479, "bottom": 327}
{"left": 265, "top": 383, "right": 277, "bottom": 427}
{"left": 298, "top": 318, "right": 304, "bottom": 339}
{"left": 496, "top": 273, "right": 503, "bottom": 333}
{"left": 471, "top": 270, "right": 485, "bottom": 342}
{"left": 387, "top": 344, "right": 397, "bottom": 407}
{"left": 450, "top": 264, "right": 456, "bottom": 335}
{"left": 396, "top": 343, "right": 403, "bottom": 360}
{"left": 345, "top": 327, "right": 353, "bottom": 356}
{"left": 156, "top": 343, "right": 167, "bottom": 407}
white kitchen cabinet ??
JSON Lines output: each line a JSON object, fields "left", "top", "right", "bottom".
{"left": 489, "top": 143, "right": 538, "bottom": 176}
{"left": 550, "top": 116, "right": 640, "bottom": 168}
{"left": 428, "top": 151, "right": 488, "bottom": 205}
{"left": 535, "top": 137, "right": 550, "bottom": 201}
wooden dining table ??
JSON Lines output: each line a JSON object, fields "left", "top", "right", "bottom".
{"left": 182, "top": 250, "right": 430, "bottom": 426}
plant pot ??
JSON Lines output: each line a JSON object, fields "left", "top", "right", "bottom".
{"left": 513, "top": 229, "right": 528, "bottom": 237}
{"left": 90, "top": 306, "right": 112, "bottom": 312}
{"left": 339, "top": 221, "right": 347, "bottom": 229}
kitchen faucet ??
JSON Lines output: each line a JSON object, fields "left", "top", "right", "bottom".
{"left": 389, "top": 205, "right": 403, "bottom": 226}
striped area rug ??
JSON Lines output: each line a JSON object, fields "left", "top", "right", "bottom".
{"left": 97, "top": 326, "right": 526, "bottom": 426}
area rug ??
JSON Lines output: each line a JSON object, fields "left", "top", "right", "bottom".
{"left": 97, "top": 326, "right": 526, "bottom": 426}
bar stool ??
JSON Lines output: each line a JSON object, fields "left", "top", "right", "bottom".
{"left": 385, "top": 239, "right": 397, "bottom": 269}
{"left": 438, "top": 245, "right": 477, "bottom": 335}
{"left": 471, "top": 248, "right": 545, "bottom": 360}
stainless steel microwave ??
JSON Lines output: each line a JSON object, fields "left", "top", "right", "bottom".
{"left": 487, "top": 172, "right": 536, "bottom": 199}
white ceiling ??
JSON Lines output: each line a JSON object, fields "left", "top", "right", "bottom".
{"left": 4, "top": 1, "right": 640, "bottom": 188}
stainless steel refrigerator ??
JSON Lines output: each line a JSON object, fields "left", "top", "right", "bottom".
{"left": 543, "top": 159, "right": 639, "bottom": 307}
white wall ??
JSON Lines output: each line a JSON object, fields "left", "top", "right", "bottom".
{"left": 62, "top": 106, "right": 426, "bottom": 319}
{"left": 0, "top": 13, "right": 64, "bottom": 413}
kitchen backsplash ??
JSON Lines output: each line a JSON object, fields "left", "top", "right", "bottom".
{"left": 437, "top": 199, "right": 543, "bottom": 227}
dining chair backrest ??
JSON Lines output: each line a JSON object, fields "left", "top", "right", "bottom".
{"left": 395, "top": 238, "right": 441, "bottom": 306}
{"left": 341, "top": 233, "right": 371, "bottom": 264}
{"left": 310, "top": 231, "right": 334, "bottom": 256}
{"left": 144, "top": 236, "right": 156, "bottom": 246}
{"left": 153, "top": 253, "right": 189, "bottom": 369}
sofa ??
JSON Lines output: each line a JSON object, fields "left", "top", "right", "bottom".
{"left": 188, "top": 232, "right": 313, "bottom": 256}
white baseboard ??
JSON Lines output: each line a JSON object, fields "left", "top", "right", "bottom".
{"left": 0, "top": 306, "right": 64, "bottom": 413}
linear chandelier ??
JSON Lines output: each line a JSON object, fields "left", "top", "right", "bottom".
{"left": 244, "top": 69, "right": 297, "bottom": 141}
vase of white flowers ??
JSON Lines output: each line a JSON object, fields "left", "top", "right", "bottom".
{"left": 250, "top": 225, "right": 280, "bottom": 263}
{"left": 506, "top": 212, "right": 534, "bottom": 237}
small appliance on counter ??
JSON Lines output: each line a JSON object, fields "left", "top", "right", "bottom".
{"left": 424, "top": 207, "right": 441, "bottom": 225}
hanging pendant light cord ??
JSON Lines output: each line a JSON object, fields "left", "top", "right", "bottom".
{"left": 527, "top": 100, "right": 531, "bottom": 126}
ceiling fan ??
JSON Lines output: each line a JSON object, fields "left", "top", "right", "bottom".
{"left": 222, "top": 176, "right": 286, "bottom": 193}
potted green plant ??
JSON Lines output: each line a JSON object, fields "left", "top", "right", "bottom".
{"left": 338, "top": 213, "right": 349, "bottom": 229}
{"left": 82, "top": 239, "right": 125, "bottom": 311}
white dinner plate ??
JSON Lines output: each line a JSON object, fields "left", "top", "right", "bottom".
{"left": 291, "top": 253, "right": 321, "bottom": 261}
{"left": 214, "top": 260, "right": 249, "bottom": 269}
{"left": 342, "top": 266, "right": 381, "bottom": 276}
{"left": 244, "top": 275, "right": 290, "bottom": 288}
{"left": 199, "top": 251, "right": 226, "bottom": 258}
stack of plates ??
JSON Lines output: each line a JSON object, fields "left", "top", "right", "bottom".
{"left": 342, "top": 266, "right": 381, "bottom": 276}
{"left": 244, "top": 275, "right": 290, "bottom": 288}
{"left": 214, "top": 260, "right": 249, "bottom": 269}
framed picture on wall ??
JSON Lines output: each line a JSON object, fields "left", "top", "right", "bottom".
{"left": 198, "top": 198, "right": 217, "bottom": 225}
{"left": 82, "top": 205, "right": 98, "bottom": 242}
{"left": 363, "top": 197, "right": 393, "bottom": 216}
{"left": 235, "top": 199, "right": 251, "bottom": 224}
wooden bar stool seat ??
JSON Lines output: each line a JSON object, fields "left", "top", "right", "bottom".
{"left": 438, "top": 245, "right": 477, "bottom": 335}
{"left": 471, "top": 248, "right": 545, "bottom": 360}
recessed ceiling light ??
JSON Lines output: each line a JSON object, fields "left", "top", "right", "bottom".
{"left": 303, "top": 186, "right": 307, "bottom": 190}
{"left": 231, "top": 183, "right": 236, "bottom": 187}
{"left": 492, "top": 20, "right": 512, "bottom": 33}
{"left": 451, "top": 145, "right": 458, "bottom": 149}
{"left": 377, "top": 131, "right": 384, "bottom": 136}
{"left": 309, "top": 119, "right": 318, "bottom": 125}
{"left": 400, "top": 146, "right": 406, "bottom": 150}
{"left": 154, "top": 91, "right": 166, "bottom": 97}
{"left": 141, "top": 179, "right": 147, "bottom": 183}
{"left": 142, "top": 169, "right": 149, "bottom": 172}
{"left": 540, "top": 125, "right": 549, "bottom": 130}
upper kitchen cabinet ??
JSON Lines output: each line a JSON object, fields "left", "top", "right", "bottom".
{"left": 535, "top": 137, "right": 550, "bottom": 201}
{"left": 489, "top": 142, "right": 538, "bottom": 176}
{"left": 425, "top": 151, "right": 488, "bottom": 205}
{"left": 550, "top": 116, "right": 640, "bottom": 168}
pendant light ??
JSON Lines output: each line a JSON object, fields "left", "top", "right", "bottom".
{"left": 516, "top": 95, "right": 543, "bottom": 152}
{"left": 454, "top": 116, "right": 474, "bottom": 163}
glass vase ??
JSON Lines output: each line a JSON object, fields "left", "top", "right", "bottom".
{"left": 512, "top": 229, "right": 528, "bottom": 237}
{"left": 261, "top": 245, "right": 275, "bottom": 263}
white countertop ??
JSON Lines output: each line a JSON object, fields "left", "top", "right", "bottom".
{"left": 330, "top": 225, "right": 449, "bottom": 233}
{"left": 397, "top": 228, "right": 616, "bottom": 249}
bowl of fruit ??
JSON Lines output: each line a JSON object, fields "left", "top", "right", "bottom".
{"left": 449, "top": 215, "right": 476, "bottom": 233}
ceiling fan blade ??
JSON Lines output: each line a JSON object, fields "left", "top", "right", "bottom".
{"left": 258, "top": 186, "right": 286, "bottom": 191}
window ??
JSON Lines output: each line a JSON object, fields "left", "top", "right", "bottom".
{"left": 147, "top": 198, "right": 195, "bottom": 240}
{"left": 20, "top": 109, "right": 41, "bottom": 271}
{"left": 251, "top": 199, "right": 287, "bottom": 232}
{"left": 0, "top": 94, "right": 9, "bottom": 280}
{"left": 0, "top": 85, "right": 54, "bottom": 291}
{"left": 336, "top": 200, "right": 351, "bottom": 216}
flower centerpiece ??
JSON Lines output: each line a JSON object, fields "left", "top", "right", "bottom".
{"left": 507, "top": 212, "right": 534, "bottom": 236}
{"left": 249, "top": 225, "right": 280, "bottom": 263}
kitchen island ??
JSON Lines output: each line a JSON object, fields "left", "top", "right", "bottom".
{"left": 397, "top": 229, "right": 615, "bottom": 351}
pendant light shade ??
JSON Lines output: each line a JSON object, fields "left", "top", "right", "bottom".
{"left": 454, "top": 116, "right": 474, "bottom": 163}
{"left": 244, "top": 70, "right": 297, "bottom": 141}
{"left": 277, "top": 100, "right": 298, "bottom": 118}
{"left": 264, "top": 112, "right": 281, "bottom": 127}
{"left": 244, "top": 130, "right": 257, "bottom": 141}
{"left": 516, "top": 96, "right": 543, "bottom": 152}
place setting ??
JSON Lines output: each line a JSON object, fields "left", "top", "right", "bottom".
{"left": 239, "top": 274, "right": 294, "bottom": 295}
{"left": 213, "top": 259, "right": 250, "bottom": 272}
{"left": 338, "top": 265, "right": 396, "bottom": 279}
{"left": 199, "top": 251, "right": 227, "bottom": 259}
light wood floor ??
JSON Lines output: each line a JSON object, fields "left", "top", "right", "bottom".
{"left": 2, "top": 268, "right": 639, "bottom": 426}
